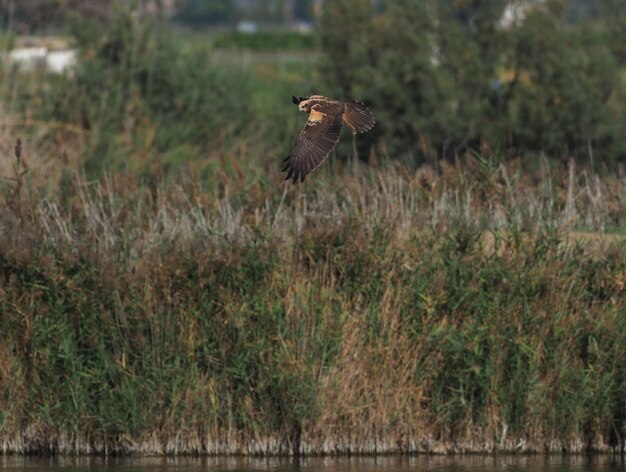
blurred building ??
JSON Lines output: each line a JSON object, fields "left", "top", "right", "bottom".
{"left": 499, "top": 0, "right": 547, "bottom": 29}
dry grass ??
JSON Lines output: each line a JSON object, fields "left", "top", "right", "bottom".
{"left": 1, "top": 126, "right": 626, "bottom": 456}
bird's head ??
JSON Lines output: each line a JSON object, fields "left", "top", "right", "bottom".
{"left": 292, "top": 96, "right": 310, "bottom": 112}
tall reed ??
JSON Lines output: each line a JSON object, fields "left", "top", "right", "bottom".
{"left": 1, "top": 136, "right": 625, "bottom": 455}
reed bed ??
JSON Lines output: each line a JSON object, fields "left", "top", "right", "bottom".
{"left": 1, "top": 128, "right": 625, "bottom": 456}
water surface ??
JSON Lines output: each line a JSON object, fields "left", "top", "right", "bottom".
{"left": 0, "top": 455, "right": 624, "bottom": 472}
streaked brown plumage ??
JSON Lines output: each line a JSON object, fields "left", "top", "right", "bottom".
{"left": 282, "top": 95, "right": 375, "bottom": 184}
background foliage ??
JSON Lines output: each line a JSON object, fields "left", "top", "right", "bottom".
{"left": 319, "top": 0, "right": 626, "bottom": 165}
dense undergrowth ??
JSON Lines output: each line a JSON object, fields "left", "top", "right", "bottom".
{"left": 1, "top": 8, "right": 626, "bottom": 456}
{"left": 1, "top": 135, "right": 625, "bottom": 454}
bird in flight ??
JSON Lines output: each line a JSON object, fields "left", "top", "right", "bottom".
{"left": 282, "top": 95, "right": 375, "bottom": 184}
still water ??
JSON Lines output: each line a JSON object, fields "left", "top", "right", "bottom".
{"left": 0, "top": 456, "right": 624, "bottom": 472}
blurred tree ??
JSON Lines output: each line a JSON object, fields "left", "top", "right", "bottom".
{"left": 319, "top": 0, "right": 626, "bottom": 165}
{"left": 237, "top": 0, "right": 312, "bottom": 26}
{"left": 318, "top": 0, "right": 376, "bottom": 98}
{"left": 294, "top": 0, "right": 314, "bottom": 21}
{"left": 174, "top": 0, "right": 237, "bottom": 26}
{"left": 319, "top": 0, "right": 508, "bottom": 162}
{"left": 503, "top": 0, "right": 621, "bottom": 160}
{"left": 247, "top": 0, "right": 285, "bottom": 25}
{"left": 36, "top": 10, "right": 251, "bottom": 175}
{"left": 598, "top": 0, "right": 626, "bottom": 64}
{"left": 0, "top": 0, "right": 117, "bottom": 32}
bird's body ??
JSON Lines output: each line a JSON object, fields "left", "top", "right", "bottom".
{"left": 282, "top": 95, "right": 375, "bottom": 184}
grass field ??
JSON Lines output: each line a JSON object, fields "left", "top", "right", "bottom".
{"left": 1, "top": 23, "right": 626, "bottom": 456}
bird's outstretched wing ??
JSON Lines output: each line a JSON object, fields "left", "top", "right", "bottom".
{"left": 282, "top": 108, "right": 343, "bottom": 184}
{"left": 343, "top": 100, "right": 375, "bottom": 134}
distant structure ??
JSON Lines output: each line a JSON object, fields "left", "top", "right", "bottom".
{"left": 236, "top": 21, "right": 258, "bottom": 33}
{"left": 3, "top": 37, "right": 76, "bottom": 74}
{"left": 5, "top": 47, "right": 77, "bottom": 73}
{"left": 499, "top": 0, "right": 546, "bottom": 29}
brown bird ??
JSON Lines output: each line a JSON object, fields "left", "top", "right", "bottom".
{"left": 282, "top": 95, "right": 375, "bottom": 184}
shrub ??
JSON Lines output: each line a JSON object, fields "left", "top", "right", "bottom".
{"left": 318, "top": 0, "right": 626, "bottom": 165}
{"left": 14, "top": 11, "right": 251, "bottom": 175}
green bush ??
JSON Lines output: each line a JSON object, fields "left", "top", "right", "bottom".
{"left": 18, "top": 11, "right": 251, "bottom": 175}
{"left": 318, "top": 0, "right": 626, "bottom": 165}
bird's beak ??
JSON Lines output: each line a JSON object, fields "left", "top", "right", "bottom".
{"left": 292, "top": 96, "right": 300, "bottom": 105}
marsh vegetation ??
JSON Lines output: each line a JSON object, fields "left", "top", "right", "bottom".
{"left": 1, "top": 1, "right": 626, "bottom": 456}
